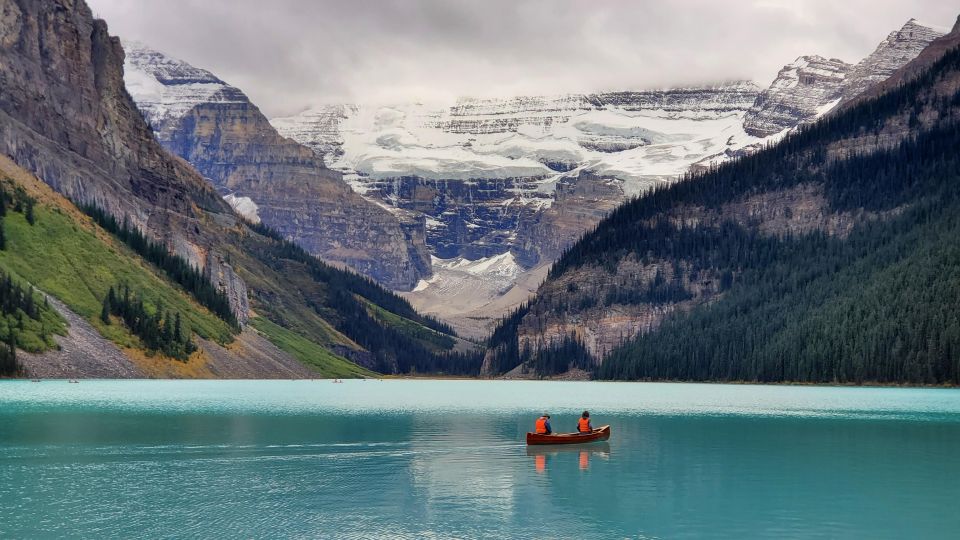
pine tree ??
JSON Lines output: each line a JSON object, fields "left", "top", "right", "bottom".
{"left": 25, "top": 200, "right": 34, "bottom": 226}
{"left": 162, "top": 311, "right": 173, "bottom": 342}
{"left": 7, "top": 329, "right": 16, "bottom": 371}
{"left": 100, "top": 295, "right": 111, "bottom": 325}
{"left": 174, "top": 312, "right": 183, "bottom": 343}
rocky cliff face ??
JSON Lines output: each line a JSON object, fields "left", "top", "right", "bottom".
{"left": 0, "top": 0, "right": 249, "bottom": 321}
{"left": 840, "top": 19, "right": 945, "bottom": 103}
{"left": 743, "top": 56, "right": 851, "bottom": 137}
{"left": 744, "top": 19, "right": 943, "bottom": 137}
{"left": 124, "top": 44, "right": 431, "bottom": 290}
{"left": 842, "top": 16, "right": 960, "bottom": 109}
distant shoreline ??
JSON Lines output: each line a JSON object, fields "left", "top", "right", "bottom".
{"left": 4, "top": 376, "right": 957, "bottom": 389}
{"left": 385, "top": 375, "right": 960, "bottom": 388}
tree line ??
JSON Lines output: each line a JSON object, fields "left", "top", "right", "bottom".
{"left": 599, "top": 187, "right": 960, "bottom": 384}
{"left": 247, "top": 220, "right": 456, "bottom": 336}
{"left": 0, "top": 272, "right": 55, "bottom": 376}
{"left": 80, "top": 204, "right": 239, "bottom": 330}
{"left": 101, "top": 284, "right": 196, "bottom": 361}
{"left": 0, "top": 181, "right": 38, "bottom": 250}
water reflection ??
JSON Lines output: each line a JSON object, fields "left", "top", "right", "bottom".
{"left": 526, "top": 443, "right": 611, "bottom": 472}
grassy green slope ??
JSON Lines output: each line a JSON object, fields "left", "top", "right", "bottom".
{"left": 358, "top": 297, "right": 456, "bottom": 353}
{"left": 250, "top": 317, "right": 375, "bottom": 378}
{"left": 0, "top": 184, "right": 234, "bottom": 351}
{"left": 0, "top": 269, "right": 66, "bottom": 353}
{"left": 0, "top": 155, "right": 471, "bottom": 377}
{"left": 0, "top": 171, "right": 376, "bottom": 376}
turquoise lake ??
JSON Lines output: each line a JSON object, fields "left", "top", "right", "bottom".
{"left": 1, "top": 380, "right": 959, "bottom": 539}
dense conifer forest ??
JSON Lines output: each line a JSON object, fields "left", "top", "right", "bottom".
{"left": 488, "top": 46, "right": 960, "bottom": 384}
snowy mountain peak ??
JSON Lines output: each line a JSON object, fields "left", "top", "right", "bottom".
{"left": 124, "top": 41, "right": 225, "bottom": 85}
{"left": 743, "top": 55, "right": 851, "bottom": 137}
{"left": 840, "top": 19, "right": 944, "bottom": 102}
{"left": 745, "top": 18, "right": 944, "bottom": 137}
{"left": 123, "top": 41, "right": 248, "bottom": 139}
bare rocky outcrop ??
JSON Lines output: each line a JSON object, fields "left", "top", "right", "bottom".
{"left": 512, "top": 171, "right": 625, "bottom": 267}
{"left": 205, "top": 251, "right": 250, "bottom": 325}
{"left": 839, "top": 19, "right": 945, "bottom": 104}
{"left": 745, "top": 20, "right": 944, "bottom": 138}
{"left": 840, "top": 16, "right": 960, "bottom": 110}
{"left": 743, "top": 56, "right": 851, "bottom": 137}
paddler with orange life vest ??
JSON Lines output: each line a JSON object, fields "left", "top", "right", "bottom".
{"left": 578, "top": 411, "right": 594, "bottom": 433}
{"left": 535, "top": 413, "right": 552, "bottom": 435}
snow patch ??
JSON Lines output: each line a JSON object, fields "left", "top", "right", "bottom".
{"left": 224, "top": 194, "right": 260, "bottom": 223}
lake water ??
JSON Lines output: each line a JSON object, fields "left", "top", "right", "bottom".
{"left": 1, "top": 380, "right": 959, "bottom": 539}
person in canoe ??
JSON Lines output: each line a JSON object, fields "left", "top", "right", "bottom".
{"left": 577, "top": 411, "right": 594, "bottom": 433}
{"left": 535, "top": 413, "right": 552, "bottom": 435}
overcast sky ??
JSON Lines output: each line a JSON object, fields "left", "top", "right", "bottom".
{"left": 86, "top": 0, "right": 957, "bottom": 118}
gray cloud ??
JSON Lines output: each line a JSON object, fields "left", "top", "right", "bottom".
{"left": 87, "top": 0, "right": 958, "bottom": 117}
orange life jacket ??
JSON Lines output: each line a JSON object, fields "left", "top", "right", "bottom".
{"left": 535, "top": 417, "right": 549, "bottom": 434}
{"left": 578, "top": 417, "right": 592, "bottom": 433}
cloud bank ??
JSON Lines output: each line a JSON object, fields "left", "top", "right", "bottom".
{"left": 87, "top": 0, "right": 957, "bottom": 117}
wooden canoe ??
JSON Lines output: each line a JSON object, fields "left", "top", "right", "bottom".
{"left": 526, "top": 425, "right": 611, "bottom": 445}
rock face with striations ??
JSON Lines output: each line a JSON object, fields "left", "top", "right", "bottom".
{"left": 743, "top": 56, "right": 852, "bottom": 137}
{"left": 0, "top": 0, "right": 249, "bottom": 321}
{"left": 745, "top": 19, "right": 943, "bottom": 137}
{"left": 843, "top": 16, "right": 960, "bottom": 109}
{"left": 123, "top": 43, "right": 432, "bottom": 290}
{"left": 840, "top": 19, "right": 945, "bottom": 103}
{"left": 274, "top": 83, "right": 763, "bottom": 270}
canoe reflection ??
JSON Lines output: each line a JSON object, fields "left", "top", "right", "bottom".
{"left": 526, "top": 442, "right": 610, "bottom": 472}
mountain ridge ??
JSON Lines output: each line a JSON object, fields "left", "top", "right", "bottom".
{"left": 123, "top": 42, "right": 432, "bottom": 290}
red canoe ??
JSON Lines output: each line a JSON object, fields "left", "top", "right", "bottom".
{"left": 526, "top": 425, "right": 611, "bottom": 445}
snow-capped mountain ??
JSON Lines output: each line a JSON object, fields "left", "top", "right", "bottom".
{"left": 274, "top": 84, "right": 763, "bottom": 191}
{"left": 124, "top": 43, "right": 247, "bottom": 139}
{"left": 123, "top": 43, "right": 432, "bottom": 290}
{"left": 841, "top": 19, "right": 946, "bottom": 102}
{"left": 743, "top": 56, "right": 851, "bottom": 137}
{"left": 269, "top": 18, "right": 940, "bottom": 333}
{"left": 271, "top": 85, "right": 771, "bottom": 332}
{"left": 744, "top": 19, "right": 943, "bottom": 137}
{"left": 272, "top": 83, "right": 766, "bottom": 252}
